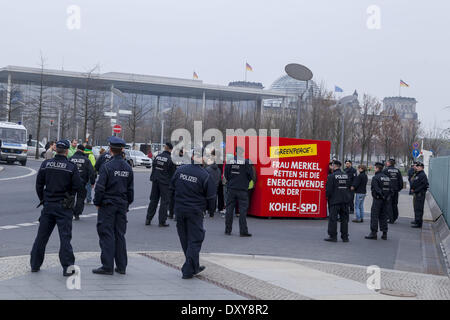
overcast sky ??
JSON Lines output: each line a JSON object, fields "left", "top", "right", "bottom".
{"left": 0, "top": 0, "right": 449, "bottom": 130}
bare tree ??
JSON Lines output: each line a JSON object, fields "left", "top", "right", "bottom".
{"left": 359, "top": 94, "right": 381, "bottom": 164}
{"left": 33, "top": 53, "right": 49, "bottom": 159}
{"left": 126, "top": 93, "right": 153, "bottom": 145}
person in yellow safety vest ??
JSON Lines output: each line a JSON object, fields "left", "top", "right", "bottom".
{"left": 84, "top": 145, "right": 97, "bottom": 204}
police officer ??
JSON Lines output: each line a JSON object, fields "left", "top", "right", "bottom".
{"left": 70, "top": 144, "right": 96, "bottom": 220}
{"left": 92, "top": 137, "right": 134, "bottom": 275}
{"left": 168, "top": 148, "right": 187, "bottom": 219}
{"left": 410, "top": 162, "right": 429, "bottom": 228}
{"left": 30, "top": 140, "right": 81, "bottom": 276}
{"left": 383, "top": 159, "right": 404, "bottom": 223}
{"left": 324, "top": 160, "right": 351, "bottom": 242}
{"left": 224, "top": 146, "right": 255, "bottom": 237}
{"left": 344, "top": 160, "right": 357, "bottom": 215}
{"left": 366, "top": 162, "right": 391, "bottom": 240}
{"left": 169, "top": 147, "right": 216, "bottom": 279}
{"left": 95, "top": 147, "right": 113, "bottom": 173}
{"left": 145, "top": 142, "right": 176, "bottom": 226}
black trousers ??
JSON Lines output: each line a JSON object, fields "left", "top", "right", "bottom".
{"left": 30, "top": 202, "right": 75, "bottom": 271}
{"left": 348, "top": 191, "right": 355, "bottom": 213}
{"left": 96, "top": 205, "right": 128, "bottom": 271}
{"left": 176, "top": 210, "right": 205, "bottom": 277}
{"left": 388, "top": 192, "right": 399, "bottom": 222}
{"left": 370, "top": 198, "right": 389, "bottom": 233}
{"left": 413, "top": 192, "right": 426, "bottom": 226}
{"left": 217, "top": 182, "right": 225, "bottom": 211}
{"left": 74, "top": 185, "right": 87, "bottom": 217}
{"left": 146, "top": 181, "right": 170, "bottom": 224}
{"left": 328, "top": 203, "right": 349, "bottom": 239}
{"left": 225, "top": 188, "right": 249, "bottom": 234}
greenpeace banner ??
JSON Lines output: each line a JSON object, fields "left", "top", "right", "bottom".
{"left": 225, "top": 136, "right": 331, "bottom": 218}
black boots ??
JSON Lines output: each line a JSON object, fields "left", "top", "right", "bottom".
{"left": 365, "top": 232, "right": 377, "bottom": 240}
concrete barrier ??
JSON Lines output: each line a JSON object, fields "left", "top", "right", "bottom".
{"left": 428, "top": 192, "right": 450, "bottom": 276}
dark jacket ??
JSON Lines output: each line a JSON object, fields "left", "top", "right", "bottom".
{"left": 224, "top": 157, "right": 255, "bottom": 191}
{"left": 410, "top": 170, "right": 429, "bottom": 194}
{"left": 150, "top": 150, "right": 177, "bottom": 185}
{"left": 344, "top": 166, "right": 357, "bottom": 185}
{"left": 206, "top": 163, "right": 221, "bottom": 189}
{"left": 383, "top": 166, "right": 403, "bottom": 192}
{"left": 36, "top": 154, "right": 81, "bottom": 203}
{"left": 94, "top": 155, "right": 134, "bottom": 209}
{"left": 326, "top": 169, "right": 351, "bottom": 205}
{"left": 371, "top": 171, "right": 392, "bottom": 200}
{"left": 169, "top": 164, "right": 217, "bottom": 214}
{"left": 95, "top": 151, "right": 113, "bottom": 172}
{"left": 407, "top": 167, "right": 415, "bottom": 183}
{"left": 70, "top": 151, "right": 96, "bottom": 185}
{"left": 352, "top": 171, "right": 368, "bottom": 194}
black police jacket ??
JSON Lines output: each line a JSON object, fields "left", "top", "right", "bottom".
{"left": 93, "top": 155, "right": 134, "bottom": 208}
{"left": 344, "top": 166, "right": 357, "bottom": 185}
{"left": 150, "top": 150, "right": 176, "bottom": 185}
{"left": 383, "top": 166, "right": 403, "bottom": 192}
{"left": 371, "top": 171, "right": 392, "bottom": 200}
{"left": 224, "top": 157, "right": 255, "bottom": 191}
{"left": 326, "top": 169, "right": 352, "bottom": 205}
{"left": 410, "top": 170, "right": 429, "bottom": 194}
{"left": 169, "top": 164, "right": 217, "bottom": 214}
{"left": 70, "top": 151, "right": 96, "bottom": 185}
{"left": 352, "top": 172, "right": 368, "bottom": 194}
{"left": 95, "top": 152, "right": 113, "bottom": 172}
{"left": 36, "top": 154, "right": 82, "bottom": 203}
{"left": 206, "top": 163, "right": 221, "bottom": 189}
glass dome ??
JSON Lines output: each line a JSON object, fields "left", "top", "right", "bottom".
{"left": 270, "top": 75, "right": 318, "bottom": 98}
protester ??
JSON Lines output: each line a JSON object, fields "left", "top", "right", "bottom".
{"left": 351, "top": 164, "right": 368, "bottom": 223}
{"left": 44, "top": 141, "right": 56, "bottom": 160}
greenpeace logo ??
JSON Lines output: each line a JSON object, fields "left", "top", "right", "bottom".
{"left": 270, "top": 144, "right": 317, "bottom": 159}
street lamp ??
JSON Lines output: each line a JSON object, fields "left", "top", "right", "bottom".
{"left": 160, "top": 107, "right": 172, "bottom": 149}
{"left": 284, "top": 63, "right": 313, "bottom": 139}
{"left": 330, "top": 95, "right": 356, "bottom": 161}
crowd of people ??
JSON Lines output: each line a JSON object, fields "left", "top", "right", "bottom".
{"left": 325, "top": 158, "right": 429, "bottom": 242}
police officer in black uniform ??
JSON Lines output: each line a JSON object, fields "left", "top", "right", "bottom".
{"left": 366, "top": 162, "right": 392, "bottom": 240}
{"left": 95, "top": 148, "right": 113, "bottom": 173}
{"left": 224, "top": 146, "right": 255, "bottom": 237}
{"left": 383, "top": 158, "right": 404, "bottom": 224}
{"left": 30, "top": 140, "right": 81, "bottom": 276}
{"left": 324, "top": 160, "right": 351, "bottom": 242}
{"left": 410, "top": 162, "right": 429, "bottom": 228}
{"left": 169, "top": 147, "right": 216, "bottom": 279}
{"left": 168, "top": 148, "right": 187, "bottom": 219}
{"left": 92, "top": 137, "right": 134, "bottom": 275}
{"left": 146, "top": 142, "right": 176, "bottom": 226}
{"left": 344, "top": 160, "right": 357, "bottom": 214}
{"left": 70, "top": 144, "right": 96, "bottom": 220}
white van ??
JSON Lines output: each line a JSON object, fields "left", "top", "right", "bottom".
{"left": 0, "top": 122, "right": 28, "bottom": 166}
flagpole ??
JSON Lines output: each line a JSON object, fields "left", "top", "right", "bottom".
{"left": 245, "top": 62, "right": 247, "bottom": 82}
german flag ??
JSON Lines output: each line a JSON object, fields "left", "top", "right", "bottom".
{"left": 246, "top": 62, "right": 253, "bottom": 72}
{"left": 400, "top": 80, "right": 409, "bottom": 87}
{"left": 193, "top": 71, "right": 199, "bottom": 80}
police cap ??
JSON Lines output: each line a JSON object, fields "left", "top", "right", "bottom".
{"left": 109, "top": 136, "right": 126, "bottom": 148}
{"left": 416, "top": 162, "right": 424, "bottom": 167}
{"left": 388, "top": 158, "right": 396, "bottom": 164}
{"left": 56, "top": 139, "right": 70, "bottom": 149}
{"left": 375, "top": 162, "right": 384, "bottom": 167}
{"left": 165, "top": 142, "right": 173, "bottom": 150}
{"left": 332, "top": 160, "right": 342, "bottom": 166}
{"left": 77, "top": 144, "right": 85, "bottom": 151}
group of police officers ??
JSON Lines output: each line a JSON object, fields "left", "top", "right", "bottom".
{"left": 29, "top": 136, "right": 429, "bottom": 278}
{"left": 325, "top": 158, "right": 429, "bottom": 243}
{"left": 30, "top": 138, "right": 255, "bottom": 279}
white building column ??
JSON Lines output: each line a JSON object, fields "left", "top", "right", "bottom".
{"left": 6, "top": 73, "right": 11, "bottom": 121}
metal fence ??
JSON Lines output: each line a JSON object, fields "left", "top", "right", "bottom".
{"left": 429, "top": 156, "right": 450, "bottom": 227}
